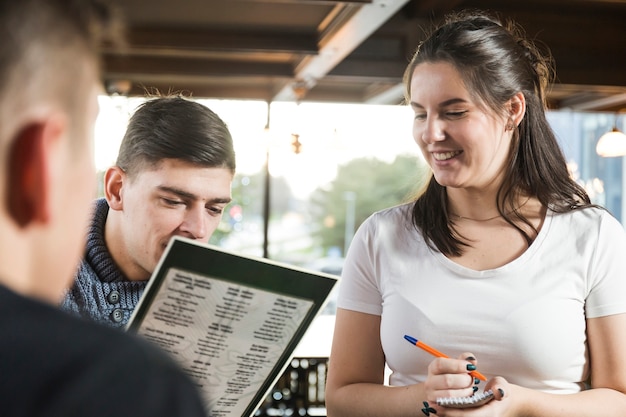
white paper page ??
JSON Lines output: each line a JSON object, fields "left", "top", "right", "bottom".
{"left": 136, "top": 267, "right": 313, "bottom": 417}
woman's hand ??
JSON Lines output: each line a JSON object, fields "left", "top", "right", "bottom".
{"left": 421, "top": 354, "right": 510, "bottom": 416}
{"left": 421, "top": 353, "right": 481, "bottom": 415}
{"left": 424, "top": 353, "right": 478, "bottom": 400}
{"left": 435, "top": 377, "right": 511, "bottom": 417}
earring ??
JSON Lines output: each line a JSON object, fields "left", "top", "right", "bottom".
{"left": 506, "top": 122, "right": 515, "bottom": 131}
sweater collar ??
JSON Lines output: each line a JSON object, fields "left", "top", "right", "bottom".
{"left": 85, "top": 198, "right": 126, "bottom": 283}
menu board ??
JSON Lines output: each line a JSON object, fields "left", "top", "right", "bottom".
{"left": 127, "top": 237, "right": 338, "bottom": 417}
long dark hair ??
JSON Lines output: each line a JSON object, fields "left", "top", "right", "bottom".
{"left": 404, "top": 10, "right": 593, "bottom": 256}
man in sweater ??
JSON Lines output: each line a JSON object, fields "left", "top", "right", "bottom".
{"left": 61, "top": 95, "right": 236, "bottom": 327}
{"left": 0, "top": 0, "right": 210, "bottom": 414}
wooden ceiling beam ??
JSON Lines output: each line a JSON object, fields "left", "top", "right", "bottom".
{"left": 113, "top": 27, "right": 319, "bottom": 56}
{"left": 328, "top": 59, "right": 406, "bottom": 81}
{"left": 124, "top": 80, "right": 288, "bottom": 102}
{"left": 104, "top": 55, "right": 295, "bottom": 78}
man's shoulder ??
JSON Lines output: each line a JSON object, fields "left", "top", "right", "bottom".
{"left": 0, "top": 286, "right": 207, "bottom": 416}
{"left": 4, "top": 290, "right": 172, "bottom": 371}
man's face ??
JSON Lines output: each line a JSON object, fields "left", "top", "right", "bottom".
{"left": 109, "top": 158, "right": 233, "bottom": 281}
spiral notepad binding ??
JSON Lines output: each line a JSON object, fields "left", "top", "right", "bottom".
{"left": 436, "top": 389, "right": 494, "bottom": 409}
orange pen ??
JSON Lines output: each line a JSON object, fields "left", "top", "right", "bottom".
{"left": 404, "top": 334, "right": 487, "bottom": 381}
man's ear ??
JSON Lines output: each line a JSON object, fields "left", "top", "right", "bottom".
{"left": 104, "top": 166, "right": 126, "bottom": 210}
{"left": 7, "top": 119, "right": 64, "bottom": 227}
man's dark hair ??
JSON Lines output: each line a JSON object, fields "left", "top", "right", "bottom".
{"left": 116, "top": 96, "right": 237, "bottom": 178}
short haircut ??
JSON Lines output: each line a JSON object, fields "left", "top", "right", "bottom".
{"left": 0, "top": 0, "right": 122, "bottom": 148}
{"left": 115, "top": 96, "right": 237, "bottom": 178}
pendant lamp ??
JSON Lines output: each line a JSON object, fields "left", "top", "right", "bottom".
{"left": 596, "top": 114, "right": 626, "bottom": 157}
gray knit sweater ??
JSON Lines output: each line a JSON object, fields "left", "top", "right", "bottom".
{"left": 60, "top": 198, "right": 146, "bottom": 328}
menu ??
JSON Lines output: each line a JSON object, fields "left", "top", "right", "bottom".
{"left": 127, "top": 237, "right": 338, "bottom": 417}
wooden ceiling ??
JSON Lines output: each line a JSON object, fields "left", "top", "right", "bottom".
{"left": 102, "top": 0, "right": 626, "bottom": 112}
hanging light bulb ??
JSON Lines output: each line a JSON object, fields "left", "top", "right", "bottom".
{"left": 291, "top": 133, "right": 302, "bottom": 154}
{"left": 596, "top": 113, "right": 626, "bottom": 157}
{"left": 596, "top": 127, "right": 626, "bottom": 157}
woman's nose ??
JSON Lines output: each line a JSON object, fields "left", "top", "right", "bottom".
{"left": 419, "top": 117, "right": 446, "bottom": 144}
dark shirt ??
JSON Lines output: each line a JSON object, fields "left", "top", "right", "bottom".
{"left": 0, "top": 284, "right": 207, "bottom": 416}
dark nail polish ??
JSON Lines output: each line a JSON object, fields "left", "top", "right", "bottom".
{"left": 465, "top": 356, "right": 476, "bottom": 361}
{"left": 498, "top": 388, "right": 505, "bottom": 397}
{"left": 421, "top": 401, "right": 437, "bottom": 416}
{"left": 474, "top": 378, "right": 480, "bottom": 385}
{"left": 466, "top": 364, "right": 477, "bottom": 371}
{"left": 473, "top": 386, "right": 478, "bottom": 392}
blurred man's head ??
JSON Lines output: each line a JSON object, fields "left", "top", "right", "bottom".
{"left": 0, "top": 0, "right": 121, "bottom": 302}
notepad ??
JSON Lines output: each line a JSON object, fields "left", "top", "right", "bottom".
{"left": 436, "top": 389, "right": 494, "bottom": 408}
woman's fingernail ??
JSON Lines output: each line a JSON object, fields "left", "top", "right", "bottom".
{"left": 466, "top": 364, "right": 477, "bottom": 371}
{"left": 498, "top": 388, "right": 505, "bottom": 397}
{"left": 465, "top": 356, "right": 476, "bottom": 361}
{"left": 474, "top": 378, "right": 480, "bottom": 385}
{"left": 421, "top": 401, "right": 437, "bottom": 416}
{"left": 473, "top": 386, "right": 478, "bottom": 392}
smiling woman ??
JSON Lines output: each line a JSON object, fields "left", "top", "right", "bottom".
{"left": 325, "top": 9, "right": 626, "bottom": 417}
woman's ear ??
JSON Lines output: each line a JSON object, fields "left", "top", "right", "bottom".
{"left": 7, "top": 117, "right": 64, "bottom": 227}
{"left": 104, "top": 166, "right": 126, "bottom": 210}
{"left": 508, "top": 92, "right": 526, "bottom": 127}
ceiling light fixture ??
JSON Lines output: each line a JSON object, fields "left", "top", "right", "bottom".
{"left": 596, "top": 113, "right": 626, "bottom": 157}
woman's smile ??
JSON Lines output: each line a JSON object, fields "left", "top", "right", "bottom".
{"left": 432, "top": 150, "right": 463, "bottom": 161}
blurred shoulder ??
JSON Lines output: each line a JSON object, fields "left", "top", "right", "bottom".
{"left": 0, "top": 286, "right": 207, "bottom": 416}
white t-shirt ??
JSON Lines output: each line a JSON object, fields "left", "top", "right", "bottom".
{"left": 337, "top": 203, "right": 626, "bottom": 393}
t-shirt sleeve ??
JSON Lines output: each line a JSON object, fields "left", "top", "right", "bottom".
{"left": 585, "top": 211, "right": 626, "bottom": 318}
{"left": 336, "top": 214, "right": 384, "bottom": 316}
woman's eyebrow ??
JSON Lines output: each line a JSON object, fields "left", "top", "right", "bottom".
{"left": 410, "top": 97, "right": 469, "bottom": 110}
